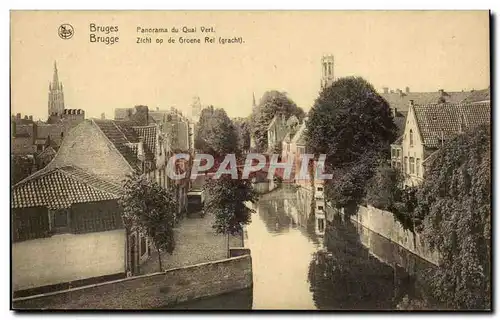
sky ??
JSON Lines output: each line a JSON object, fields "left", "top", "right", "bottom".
{"left": 10, "top": 10, "right": 490, "bottom": 121}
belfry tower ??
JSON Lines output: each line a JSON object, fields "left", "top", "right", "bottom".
{"left": 320, "top": 55, "right": 335, "bottom": 90}
{"left": 48, "top": 61, "right": 65, "bottom": 117}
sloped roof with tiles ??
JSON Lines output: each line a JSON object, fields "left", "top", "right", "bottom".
{"left": 381, "top": 91, "right": 471, "bottom": 114}
{"left": 461, "top": 88, "right": 490, "bottom": 103}
{"left": 12, "top": 165, "right": 122, "bottom": 209}
{"left": 92, "top": 119, "right": 158, "bottom": 170}
{"left": 413, "top": 102, "right": 490, "bottom": 148}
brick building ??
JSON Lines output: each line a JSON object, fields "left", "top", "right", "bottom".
{"left": 392, "top": 100, "right": 490, "bottom": 187}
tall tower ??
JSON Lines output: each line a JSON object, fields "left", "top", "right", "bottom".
{"left": 48, "top": 61, "right": 65, "bottom": 117}
{"left": 321, "top": 55, "right": 335, "bottom": 90}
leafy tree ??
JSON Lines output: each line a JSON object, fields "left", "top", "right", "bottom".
{"left": 365, "top": 163, "right": 402, "bottom": 210}
{"left": 194, "top": 106, "right": 215, "bottom": 151}
{"left": 324, "top": 153, "right": 378, "bottom": 214}
{"left": 203, "top": 174, "right": 257, "bottom": 255}
{"left": 249, "top": 91, "right": 305, "bottom": 152}
{"left": 119, "top": 172, "right": 177, "bottom": 272}
{"left": 306, "top": 77, "right": 398, "bottom": 210}
{"left": 195, "top": 106, "right": 238, "bottom": 157}
{"left": 415, "top": 125, "right": 491, "bottom": 310}
{"left": 233, "top": 117, "right": 251, "bottom": 153}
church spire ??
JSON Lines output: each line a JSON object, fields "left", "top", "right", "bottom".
{"left": 52, "top": 61, "right": 59, "bottom": 88}
{"left": 48, "top": 60, "right": 65, "bottom": 118}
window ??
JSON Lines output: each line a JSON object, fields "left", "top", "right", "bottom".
{"left": 49, "top": 209, "right": 70, "bottom": 233}
{"left": 410, "top": 157, "right": 415, "bottom": 174}
{"left": 396, "top": 149, "right": 400, "bottom": 158}
{"left": 416, "top": 158, "right": 421, "bottom": 176}
{"left": 404, "top": 156, "right": 408, "bottom": 174}
{"left": 318, "top": 218, "right": 325, "bottom": 233}
{"left": 409, "top": 129, "right": 414, "bottom": 146}
{"left": 53, "top": 210, "right": 68, "bottom": 228}
{"left": 317, "top": 187, "right": 323, "bottom": 192}
{"left": 391, "top": 148, "right": 395, "bottom": 158}
{"left": 318, "top": 206, "right": 324, "bottom": 211}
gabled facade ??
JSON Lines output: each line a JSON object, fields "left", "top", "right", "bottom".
{"left": 399, "top": 100, "right": 491, "bottom": 187}
{"left": 38, "top": 118, "right": 186, "bottom": 282}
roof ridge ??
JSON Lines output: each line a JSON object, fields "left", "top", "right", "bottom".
{"left": 91, "top": 119, "right": 136, "bottom": 172}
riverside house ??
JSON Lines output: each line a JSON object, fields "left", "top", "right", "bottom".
{"left": 392, "top": 100, "right": 490, "bottom": 187}
{"left": 12, "top": 114, "right": 191, "bottom": 297}
{"left": 11, "top": 165, "right": 128, "bottom": 297}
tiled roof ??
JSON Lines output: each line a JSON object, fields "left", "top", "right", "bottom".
{"left": 381, "top": 91, "right": 471, "bottom": 114}
{"left": 413, "top": 102, "right": 490, "bottom": 148}
{"left": 92, "top": 119, "right": 159, "bottom": 170}
{"left": 12, "top": 165, "right": 122, "bottom": 209}
{"left": 133, "top": 125, "right": 157, "bottom": 157}
{"left": 461, "top": 88, "right": 490, "bottom": 103}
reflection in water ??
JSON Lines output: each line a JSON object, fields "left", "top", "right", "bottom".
{"left": 170, "top": 184, "right": 432, "bottom": 310}
{"left": 308, "top": 214, "right": 412, "bottom": 310}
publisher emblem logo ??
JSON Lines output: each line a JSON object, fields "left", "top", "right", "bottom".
{"left": 58, "top": 24, "right": 74, "bottom": 40}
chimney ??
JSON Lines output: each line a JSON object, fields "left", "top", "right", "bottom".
{"left": 156, "top": 107, "right": 159, "bottom": 111}
{"left": 438, "top": 89, "right": 444, "bottom": 95}
{"left": 29, "top": 115, "right": 33, "bottom": 121}
{"left": 24, "top": 115, "right": 28, "bottom": 120}
{"left": 409, "top": 100, "right": 414, "bottom": 107}
{"left": 16, "top": 113, "right": 21, "bottom": 119}
{"left": 405, "top": 86, "right": 410, "bottom": 93}
{"left": 101, "top": 113, "right": 105, "bottom": 120}
{"left": 383, "top": 87, "right": 389, "bottom": 94}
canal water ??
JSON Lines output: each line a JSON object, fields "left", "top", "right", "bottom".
{"left": 173, "top": 184, "right": 433, "bottom": 310}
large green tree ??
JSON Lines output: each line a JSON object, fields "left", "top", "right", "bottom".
{"left": 415, "top": 125, "right": 491, "bottom": 310}
{"left": 233, "top": 117, "right": 251, "bottom": 153}
{"left": 196, "top": 108, "right": 257, "bottom": 254}
{"left": 119, "top": 172, "right": 177, "bottom": 272}
{"left": 306, "top": 77, "right": 397, "bottom": 211}
{"left": 195, "top": 106, "right": 239, "bottom": 157}
{"left": 249, "top": 91, "right": 305, "bottom": 152}
{"left": 203, "top": 175, "right": 257, "bottom": 235}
